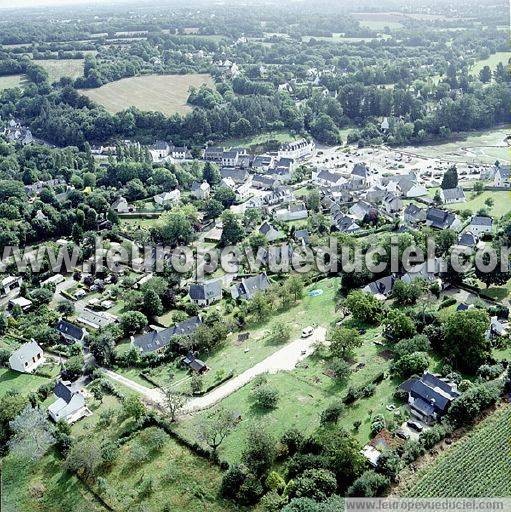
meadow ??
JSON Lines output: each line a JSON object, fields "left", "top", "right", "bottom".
{"left": 0, "top": 74, "right": 27, "bottom": 91}
{"left": 79, "top": 74, "right": 215, "bottom": 116}
{"left": 38, "top": 59, "right": 85, "bottom": 82}
{"left": 470, "top": 51, "right": 510, "bottom": 75}
{"left": 404, "top": 405, "right": 511, "bottom": 497}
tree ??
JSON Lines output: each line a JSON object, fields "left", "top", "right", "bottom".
{"left": 8, "top": 405, "right": 55, "bottom": 461}
{"left": 196, "top": 408, "right": 238, "bottom": 453}
{"left": 392, "top": 351, "right": 429, "bottom": 377}
{"left": 89, "top": 332, "right": 115, "bottom": 367}
{"left": 305, "top": 190, "right": 321, "bottom": 212}
{"left": 329, "top": 358, "right": 351, "bottom": 382}
{"left": 344, "top": 291, "right": 384, "bottom": 324}
{"left": 120, "top": 311, "right": 148, "bottom": 336}
{"left": 220, "top": 211, "right": 244, "bottom": 245}
{"left": 284, "top": 275, "right": 305, "bottom": 302}
{"left": 204, "top": 198, "right": 224, "bottom": 219}
{"left": 143, "top": 288, "right": 163, "bottom": 317}
{"left": 251, "top": 384, "right": 279, "bottom": 410}
{"left": 123, "top": 395, "right": 146, "bottom": 421}
{"left": 241, "top": 425, "right": 276, "bottom": 476}
{"left": 203, "top": 162, "right": 221, "bottom": 186}
{"left": 479, "top": 65, "right": 492, "bottom": 83}
{"left": 435, "top": 229, "right": 458, "bottom": 255}
{"left": 329, "top": 327, "right": 362, "bottom": 360}
{"left": 161, "top": 380, "right": 186, "bottom": 422}
{"left": 441, "top": 165, "right": 458, "bottom": 190}
{"left": 392, "top": 280, "right": 423, "bottom": 306}
{"left": 382, "top": 310, "right": 416, "bottom": 341}
{"left": 291, "top": 468, "right": 337, "bottom": 501}
{"left": 214, "top": 187, "right": 236, "bottom": 208}
{"left": 444, "top": 310, "right": 491, "bottom": 372}
{"left": 268, "top": 322, "right": 291, "bottom": 344}
{"left": 347, "top": 470, "right": 390, "bottom": 497}
{"left": 65, "top": 439, "right": 102, "bottom": 482}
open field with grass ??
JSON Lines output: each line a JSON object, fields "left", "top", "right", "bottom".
{"left": 221, "top": 129, "right": 299, "bottom": 149}
{"left": 470, "top": 51, "right": 510, "bottom": 75}
{"left": 38, "top": 59, "right": 84, "bottom": 82}
{"left": 79, "top": 74, "right": 214, "bottom": 116}
{"left": 401, "top": 127, "right": 510, "bottom": 164}
{"left": 0, "top": 367, "right": 56, "bottom": 397}
{"left": 403, "top": 405, "right": 511, "bottom": 497}
{"left": 444, "top": 190, "right": 511, "bottom": 219}
{"left": 0, "top": 74, "right": 27, "bottom": 91}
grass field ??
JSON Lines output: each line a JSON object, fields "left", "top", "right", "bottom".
{"left": 79, "top": 74, "right": 215, "bottom": 116}
{"left": 38, "top": 59, "right": 84, "bottom": 82}
{"left": 0, "top": 368, "right": 55, "bottom": 397}
{"left": 0, "top": 74, "right": 27, "bottom": 91}
{"left": 404, "top": 405, "right": 511, "bottom": 497}
{"left": 471, "top": 51, "right": 510, "bottom": 75}
{"left": 221, "top": 129, "right": 299, "bottom": 148}
{"left": 401, "top": 127, "right": 510, "bottom": 164}
{"left": 444, "top": 190, "right": 511, "bottom": 219}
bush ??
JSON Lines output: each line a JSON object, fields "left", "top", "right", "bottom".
{"left": 394, "top": 335, "right": 431, "bottom": 358}
{"left": 477, "top": 363, "right": 504, "bottom": 381}
{"left": 320, "top": 401, "right": 345, "bottom": 425}
{"left": 280, "top": 429, "right": 304, "bottom": 456}
{"left": 347, "top": 470, "right": 390, "bottom": 497}
{"left": 251, "top": 384, "right": 279, "bottom": 410}
{"left": 392, "top": 352, "right": 429, "bottom": 378}
{"left": 290, "top": 468, "right": 337, "bottom": 501}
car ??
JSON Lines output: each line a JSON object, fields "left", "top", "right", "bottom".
{"left": 406, "top": 420, "right": 424, "bottom": 432}
{"left": 395, "top": 429, "right": 410, "bottom": 440}
{"left": 301, "top": 326, "right": 314, "bottom": 338}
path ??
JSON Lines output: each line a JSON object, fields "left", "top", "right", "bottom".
{"left": 101, "top": 326, "right": 327, "bottom": 415}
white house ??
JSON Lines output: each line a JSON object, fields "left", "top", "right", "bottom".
{"left": 154, "top": 189, "right": 181, "bottom": 207}
{"left": 1, "top": 276, "right": 22, "bottom": 297}
{"left": 191, "top": 181, "right": 211, "bottom": 200}
{"left": 493, "top": 165, "right": 510, "bottom": 188}
{"left": 48, "top": 381, "right": 91, "bottom": 424}
{"left": 112, "top": 197, "right": 136, "bottom": 213}
{"left": 189, "top": 279, "right": 223, "bottom": 306}
{"left": 467, "top": 215, "right": 493, "bottom": 236}
{"left": 440, "top": 187, "right": 466, "bottom": 204}
{"left": 9, "top": 341, "right": 45, "bottom": 373}
{"left": 278, "top": 139, "right": 315, "bottom": 160}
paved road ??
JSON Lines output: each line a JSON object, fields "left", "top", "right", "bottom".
{"left": 102, "top": 326, "right": 327, "bottom": 415}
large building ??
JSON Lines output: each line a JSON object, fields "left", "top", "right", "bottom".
{"left": 278, "top": 139, "right": 315, "bottom": 160}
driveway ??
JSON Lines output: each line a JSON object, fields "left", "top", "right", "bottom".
{"left": 102, "top": 326, "right": 327, "bottom": 415}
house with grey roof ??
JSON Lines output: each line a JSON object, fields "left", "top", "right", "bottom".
{"left": 252, "top": 154, "right": 275, "bottom": 172}
{"left": 493, "top": 165, "right": 510, "bottom": 188}
{"left": 182, "top": 352, "right": 208, "bottom": 373}
{"left": 231, "top": 273, "right": 271, "bottom": 300}
{"left": 132, "top": 316, "right": 203, "bottom": 354}
{"left": 222, "top": 150, "right": 240, "bottom": 168}
{"left": 9, "top": 341, "right": 45, "bottom": 374}
{"left": 48, "top": 380, "right": 91, "bottom": 424}
{"left": 220, "top": 168, "right": 249, "bottom": 184}
{"left": 191, "top": 181, "right": 211, "bottom": 200}
{"left": 56, "top": 320, "right": 88, "bottom": 344}
{"left": 253, "top": 174, "right": 278, "bottom": 190}
{"left": 363, "top": 276, "right": 396, "bottom": 300}
{"left": 467, "top": 215, "right": 493, "bottom": 236}
{"left": 204, "top": 146, "right": 224, "bottom": 162}
{"left": 440, "top": 187, "right": 466, "bottom": 204}
{"left": 259, "top": 222, "right": 285, "bottom": 242}
{"left": 399, "top": 371, "right": 460, "bottom": 424}
{"left": 404, "top": 203, "right": 426, "bottom": 225}
{"left": 274, "top": 202, "right": 308, "bottom": 222}
{"left": 426, "top": 207, "right": 460, "bottom": 230}
{"left": 189, "top": 279, "right": 223, "bottom": 306}
{"left": 332, "top": 213, "right": 360, "bottom": 234}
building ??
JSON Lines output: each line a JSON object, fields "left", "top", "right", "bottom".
{"left": 153, "top": 189, "right": 181, "bottom": 207}
{"left": 278, "top": 139, "right": 315, "bottom": 160}
{"left": 9, "top": 297, "right": 33, "bottom": 312}
{"left": 274, "top": 202, "right": 308, "bottom": 222}
{"left": 467, "top": 215, "right": 493, "bottom": 236}
{"left": 220, "top": 168, "right": 249, "bottom": 184}
{"left": 253, "top": 174, "right": 278, "bottom": 190}
{"left": 132, "top": 316, "right": 202, "bottom": 354}
{"left": 231, "top": 273, "right": 271, "bottom": 300}
{"left": 9, "top": 341, "right": 45, "bottom": 373}
{"left": 404, "top": 204, "right": 426, "bottom": 225}
{"left": 493, "top": 165, "right": 510, "bottom": 188}
{"left": 204, "top": 147, "right": 225, "bottom": 162}
{"left": 259, "top": 222, "right": 285, "bottom": 242}
{"left": 426, "top": 208, "right": 460, "bottom": 230}
{"left": 363, "top": 276, "right": 396, "bottom": 301}
{"left": 151, "top": 140, "right": 171, "bottom": 159}
{"left": 332, "top": 213, "right": 360, "bottom": 233}
{"left": 191, "top": 181, "right": 211, "bottom": 200}
{"left": 383, "top": 193, "right": 403, "bottom": 214}
{"left": 48, "top": 381, "right": 91, "bottom": 424}
{"left": 313, "top": 169, "right": 346, "bottom": 187}
{"left": 1, "top": 276, "right": 22, "bottom": 297}
{"left": 56, "top": 320, "right": 88, "bottom": 344}
{"left": 252, "top": 154, "right": 275, "bottom": 172}
{"left": 111, "top": 197, "right": 136, "bottom": 213}
{"left": 440, "top": 187, "right": 466, "bottom": 204}
{"left": 182, "top": 352, "right": 208, "bottom": 373}
{"left": 222, "top": 150, "right": 239, "bottom": 168}
{"left": 399, "top": 372, "right": 460, "bottom": 424}
{"left": 189, "top": 279, "right": 223, "bottom": 306}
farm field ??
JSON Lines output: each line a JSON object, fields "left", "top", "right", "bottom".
{"left": 38, "top": 59, "right": 84, "bottom": 82}
{"left": 400, "top": 127, "right": 511, "bottom": 164}
{"left": 470, "top": 51, "right": 510, "bottom": 75}
{"left": 79, "top": 74, "right": 215, "bottom": 116}
{"left": 445, "top": 190, "right": 511, "bottom": 218}
{"left": 352, "top": 13, "right": 405, "bottom": 31}
{"left": 0, "top": 74, "right": 27, "bottom": 91}
{"left": 403, "top": 405, "right": 511, "bottom": 497}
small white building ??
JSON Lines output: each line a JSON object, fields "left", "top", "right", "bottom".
{"left": 191, "top": 181, "right": 211, "bottom": 200}
{"left": 154, "top": 189, "right": 181, "bottom": 207}
{"left": 467, "top": 215, "right": 493, "bottom": 236}
{"left": 440, "top": 187, "right": 466, "bottom": 204}
{"left": 48, "top": 381, "right": 91, "bottom": 424}
{"left": 9, "top": 341, "right": 45, "bottom": 373}
{"left": 1, "top": 276, "right": 22, "bottom": 297}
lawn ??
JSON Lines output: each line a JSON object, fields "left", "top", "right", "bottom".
{"left": 470, "top": 51, "right": 510, "bottom": 75}
{"left": 37, "top": 59, "right": 84, "bottom": 82}
{"left": 444, "top": 190, "right": 511, "bottom": 219}
{"left": 401, "top": 127, "right": 510, "bottom": 165}
{"left": 0, "top": 74, "right": 28, "bottom": 91}
{"left": 403, "top": 405, "right": 511, "bottom": 497}
{"left": 221, "top": 129, "right": 298, "bottom": 149}
{"left": 0, "top": 367, "right": 56, "bottom": 398}
{"left": 79, "top": 74, "right": 215, "bottom": 116}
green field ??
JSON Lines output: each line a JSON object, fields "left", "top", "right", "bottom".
{"left": 404, "top": 405, "right": 511, "bottom": 497}
{"left": 38, "top": 59, "right": 84, "bottom": 82}
{"left": 0, "top": 368, "right": 55, "bottom": 397}
{"left": 0, "top": 74, "right": 27, "bottom": 91}
{"left": 79, "top": 74, "right": 215, "bottom": 116}
{"left": 401, "top": 127, "right": 510, "bottom": 164}
{"left": 471, "top": 51, "right": 510, "bottom": 75}
{"left": 445, "top": 190, "right": 511, "bottom": 219}
{"left": 221, "top": 129, "right": 299, "bottom": 148}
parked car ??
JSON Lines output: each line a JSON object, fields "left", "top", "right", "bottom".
{"left": 301, "top": 326, "right": 314, "bottom": 338}
{"left": 407, "top": 420, "right": 424, "bottom": 432}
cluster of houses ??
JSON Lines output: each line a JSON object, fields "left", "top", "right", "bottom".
{"left": 3, "top": 119, "right": 34, "bottom": 145}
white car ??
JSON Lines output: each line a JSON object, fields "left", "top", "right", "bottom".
{"left": 301, "top": 326, "right": 314, "bottom": 338}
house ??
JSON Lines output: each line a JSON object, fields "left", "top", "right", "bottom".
{"left": 278, "top": 139, "right": 315, "bottom": 160}
{"left": 332, "top": 213, "right": 360, "bottom": 234}
{"left": 363, "top": 276, "right": 396, "bottom": 300}
{"left": 112, "top": 197, "right": 136, "bottom": 213}
{"left": 394, "top": 176, "right": 428, "bottom": 198}
{"left": 313, "top": 169, "right": 346, "bottom": 187}
{"left": 56, "top": 320, "right": 88, "bottom": 344}
{"left": 231, "top": 273, "right": 271, "bottom": 300}
{"left": 182, "top": 352, "right": 208, "bottom": 373}
{"left": 252, "top": 154, "right": 275, "bottom": 172}
{"left": 458, "top": 232, "right": 478, "bottom": 248}
{"left": 222, "top": 150, "right": 239, "bottom": 168}
{"left": 263, "top": 187, "right": 294, "bottom": 206}
{"left": 1, "top": 276, "right": 22, "bottom": 297}
{"left": 440, "top": 187, "right": 466, "bottom": 204}
{"left": 220, "top": 168, "right": 249, "bottom": 184}
{"left": 383, "top": 193, "right": 403, "bottom": 214}
{"left": 9, "top": 297, "right": 33, "bottom": 312}
{"left": 493, "top": 165, "right": 510, "bottom": 188}
{"left": 352, "top": 163, "right": 371, "bottom": 184}
{"left": 404, "top": 204, "right": 426, "bottom": 225}
{"left": 259, "top": 222, "right": 285, "bottom": 242}
{"left": 467, "top": 215, "right": 493, "bottom": 236}
{"left": 274, "top": 202, "right": 308, "bottom": 222}
{"left": 191, "top": 181, "right": 211, "bottom": 200}
{"left": 48, "top": 381, "right": 91, "bottom": 424}
{"left": 349, "top": 201, "right": 375, "bottom": 222}
{"left": 401, "top": 260, "right": 442, "bottom": 285}
{"left": 426, "top": 208, "right": 460, "bottom": 230}
{"left": 399, "top": 372, "right": 460, "bottom": 424}
{"left": 487, "top": 316, "right": 508, "bottom": 339}
{"left": 151, "top": 140, "right": 170, "bottom": 159}
{"left": 189, "top": 279, "right": 223, "bottom": 306}
{"left": 76, "top": 309, "right": 117, "bottom": 330}
{"left": 294, "top": 229, "right": 310, "bottom": 245}
{"left": 170, "top": 146, "right": 189, "bottom": 160}
{"left": 9, "top": 341, "right": 45, "bottom": 373}
{"left": 253, "top": 174, "right": 278, "bottom": 190}
{"left": 132, "top": 316, "right": 202, "bottom": 354}
{"left": 204, "top": 146, "right": 225, "bottom": 162}
{"left": 154, "top": 189, "right": 181, "bottom": 207}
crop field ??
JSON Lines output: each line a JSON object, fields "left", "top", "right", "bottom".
{"left": 352, "top": 13, "right": 405, "bottom": 30}
{"left": 38, "top": 59, "right": 84, "bottom": 82}
{"left": 401, "top": 127, "right": 510, "bottom": 164}
{"left": 471, "top": 51, "right": 510, "bottom": 75}
{"left": 79, "top": 74, "right": 214, "bottom": 116}
{"left": 0, "top": 74, "right": 27, "bottom": 91}
{"left": 404, "top": 405, "right": 511, "bottom": 497}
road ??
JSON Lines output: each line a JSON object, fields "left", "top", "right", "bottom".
{"left": 102, "top": 326, "right": 327, "bottom": 415}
